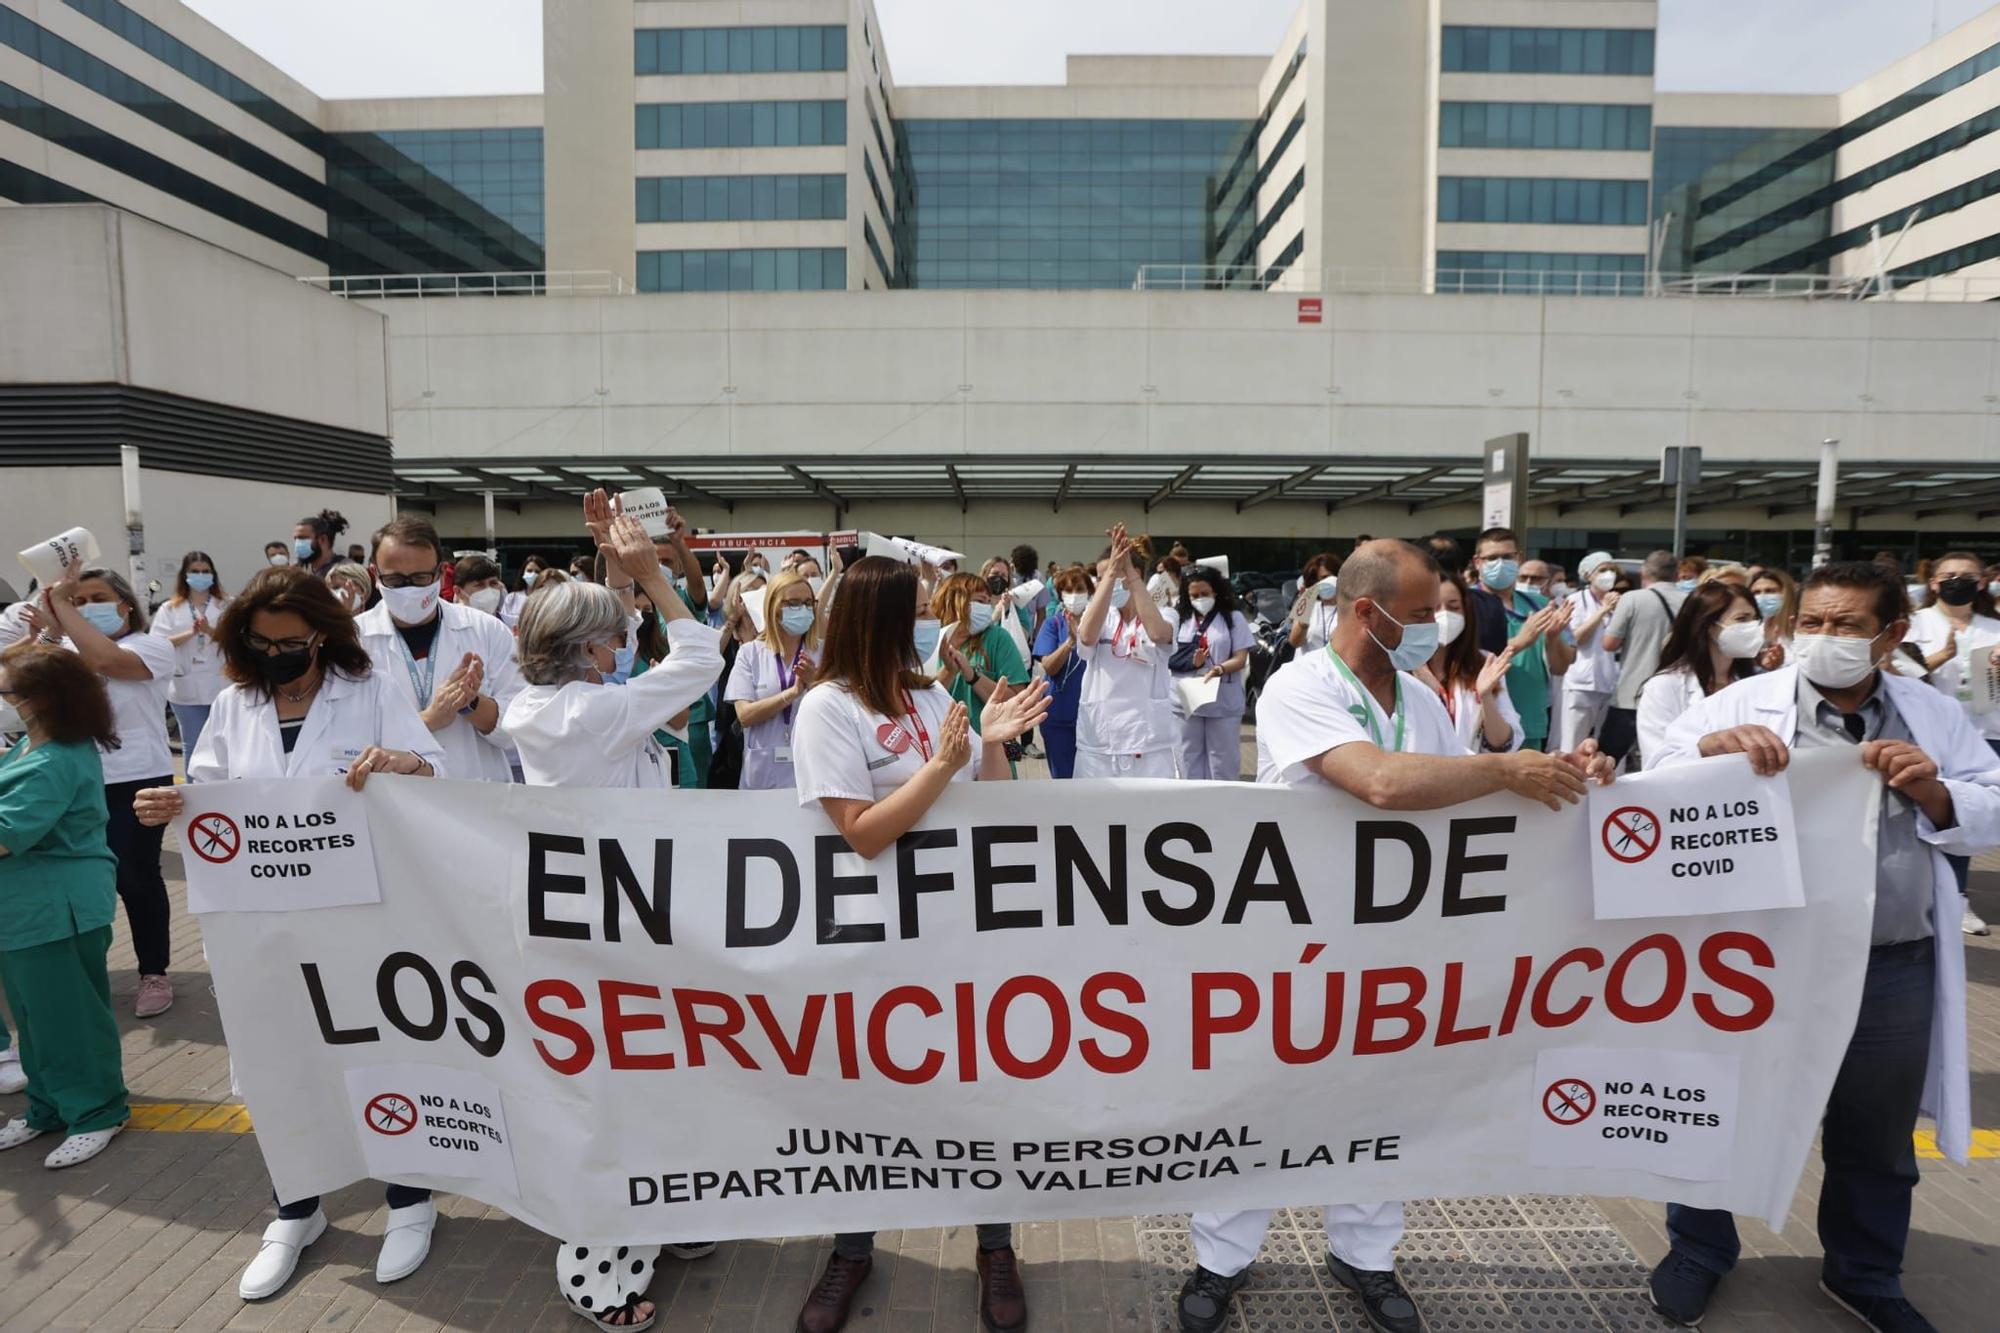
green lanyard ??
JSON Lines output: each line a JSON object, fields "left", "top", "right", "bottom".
{"left": 1329, "top": 649, "right": 1405, "bottom": 752}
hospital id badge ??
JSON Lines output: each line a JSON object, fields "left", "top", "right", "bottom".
{"left": 774, "top": 745, "right": 793, "bottom": 764}
{"left": 329, "top": 746, "right": 364, "bottom": 777}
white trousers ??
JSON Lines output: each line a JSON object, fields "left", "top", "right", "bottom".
{"left": 1192, "top": 1201, "right": 1404, "bottom": 1277}
{"left": 1558, "top": 687, "right": 1613, "bottom": 752}
{"left": 1177, "top": 713, "right": 1244, "bottom": 781}
{"left": 1073, "top": 747, "right": 1178, "bottom": 779}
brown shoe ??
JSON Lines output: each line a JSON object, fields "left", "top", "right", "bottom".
{"left": 796, "top": 1252, "right": 870, "bottom": 1333}
{"left": 977, "top": 1246, "right": 1027, "bottom": 1332}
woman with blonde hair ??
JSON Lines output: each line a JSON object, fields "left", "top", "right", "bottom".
{"left": 325, "top": 562, "right": 373, "bottom": 616}
{"left": 722, "top": 568, "right": 823, "bottom": 790}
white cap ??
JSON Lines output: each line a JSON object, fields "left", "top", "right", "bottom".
{"left": 1578, "top": 550, "right": 1615, "bottom": 577}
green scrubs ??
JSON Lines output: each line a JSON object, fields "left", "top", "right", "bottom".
{"left": 946, "top": 625, "right": 1031, "bottom": 775}
{"left": 0, "top": 739, "right": 129, "bottom": 1133}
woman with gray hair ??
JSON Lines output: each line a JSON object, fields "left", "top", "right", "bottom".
{"left": 504, "top": 495, "right": 725, "bottom": 1328}
{"left": 20, "top": 565, "right": 179, "bottom": 1018}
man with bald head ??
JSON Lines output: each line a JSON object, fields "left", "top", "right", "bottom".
{"left": 1176, "top": 539, "right": 1612, "bottom": 1333}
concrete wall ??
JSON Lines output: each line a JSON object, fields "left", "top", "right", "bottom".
{"left": 0, "top": 206, "right": 388, "bottom": 437}
{"left": 321, "top": 95, "right": 546, "bottom": 133}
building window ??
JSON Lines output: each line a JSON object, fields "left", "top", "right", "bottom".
{"left": 1437, "top": 250, "right": 1646, "bottom": 295}
{"left": 636, "top": 26, "right": 847, "bottom": 76}
{"left": 1438, "top": 177, "right": 1650, "bottom": 226}
{"left": 1440, "top": 103, "right": 1651, "bottom": 152}
{"left": 636, "top": 101, "right": 847, "bottom": 150}
{"left": 637, "top": 247, "right": 848, "bottom": 292}
{"left": 1442, "top": 27, "right": 1655, "bottom": 76}
{"left": 637, "top": 174, "right": 845, "bottom": 223}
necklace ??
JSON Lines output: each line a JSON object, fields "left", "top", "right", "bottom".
{"left": 278, "top": 673, "right": 321, "bottom": 704}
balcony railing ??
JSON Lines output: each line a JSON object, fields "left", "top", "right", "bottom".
{"left": 300, "top": 271, "right": 630, "bottom": 299}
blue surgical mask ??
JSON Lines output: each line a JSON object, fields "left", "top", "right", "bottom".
{"left": 522, "top": 570, "right": 539, "bottom": 587}
{"left": 913, "top": 618, "right": 942, "bottom": 659}
{"left": 779, "top": 605, "right": 815, "bottom": 637}
{"left": 1481, "top": 558, "right": 1518, "bottom": 591}
{"left": 185, "top": 572, "right": 215, "bottom": 592}
{"left": 79, "top": 602, "right": 126, "bottom": 635}
{"left": 292, "top": 537, "right": 316, "bottom": 561}
{"left": 1367, "top": 606, "right": 1439, "bottom": 672}
{"left": 1677, "top": 578, "right": 1699, "bottom": 592}
{"left": 1754, "top": 593, "right": 1782, "bottom": 620}
{"left": 610, "top": 644, "right": 636, "bottom": 681}
{"left": 968, "top": 602, "right": 995, "bottom": 632}
{"left": 1109, "top": 582, "right": 1132, "bottom": 610}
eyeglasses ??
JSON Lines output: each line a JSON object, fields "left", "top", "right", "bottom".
{"left": 376, "top": 566, "right": 441, "bottom": 589}
{"left": 244, "top": 633, "right": 318, "bottom": 654}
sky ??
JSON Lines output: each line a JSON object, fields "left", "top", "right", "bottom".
{"left": 181, "top": 0, "right": 1998, "bottom": 101}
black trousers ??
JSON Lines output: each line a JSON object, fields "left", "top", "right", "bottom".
{"left": 103, "top": 777, "right": 172, "bottom": 977}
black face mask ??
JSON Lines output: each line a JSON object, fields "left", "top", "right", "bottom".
{"left": 985, "top": 575, "right": 1010, "bottom": 596}
{"left": 1936, "top": 576, "right": 1979, "bottom": 607}
{"left": 254, "top": 646, "right": 316, "bottom": 687}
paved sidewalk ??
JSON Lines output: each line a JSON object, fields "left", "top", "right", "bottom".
{"left": 1, "top": 843, "right": 1995, "bottom": 1332}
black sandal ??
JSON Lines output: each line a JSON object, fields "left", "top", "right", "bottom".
{"left": 573, "top": 1294, "right": 654, "bottom": 1331}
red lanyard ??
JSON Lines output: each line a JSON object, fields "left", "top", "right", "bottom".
{"left": 899, "top": 688, "right": 933, "bottom": 761}
{"left": 1438, "top": 680, "right": 1459, "bottom": 724}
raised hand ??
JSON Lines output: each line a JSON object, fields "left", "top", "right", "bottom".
{"left": 583, "top": 488, "right": 616, "bottom": 546}
{"left": 979, "top": 678, "right": 1051, "bottom": 744}
{"left": 933, "top": 700, "right": 973, "bottom": 770}
{"left": 601, "top": 513, "right": 661, "bottom": 585}
{"left": 1476, "top": 648, "right": 1515, "bottom": 699}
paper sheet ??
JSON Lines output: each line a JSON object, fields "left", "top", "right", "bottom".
{"left": 1175, "top": 674, "right": 1222, "bottom": 715}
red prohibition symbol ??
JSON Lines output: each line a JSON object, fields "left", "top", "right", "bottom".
{"left": 187, "top": 812, "right": 241, "bottom": 865}
{"left": 1543, "top": 1078, "right": 1597, "bottom": 1125}
{"left": 1601, "top": 806, "right": 1661, "bottom": 864}
{"left": 364, "top": 1093, "right": 418, "bottom": 1137}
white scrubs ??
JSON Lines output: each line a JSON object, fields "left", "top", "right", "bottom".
{"left": 1192, "top": 649, "right": 1468, "bottom": 1278}
{"left": 1907, "top": 606, "right": 2000, "bottom": 741}
{"left": 1172, "top": 610, "right": 1252, "bottom": 781}
{"left": 793, "top": 680, "right": 975, "bottom": 803}
{"left": 1073, "top": 606, "right": 1180, "bottom": 778}
{"left": 1559, "top": 588, "right": 1621, "bottom": 749}
{"left": 723, "top": 639, "right": 822, "bottom": 790}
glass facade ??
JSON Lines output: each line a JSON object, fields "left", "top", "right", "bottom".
{"left": 1438, "top": 176, "right": 1650, "bottom": 225}
{"left": 326, "top": 129, "right": 544, "bottom": 276}
{"left": 636, "top": 100, "right": 846, "bottom": 150}
{"left": 1440, "top": 102, "right": 1652, "bottom": 152}
{"left": 1437, "top": 250, "right": 1646, "bottom": 294}
{"left": 637, "top": 247, "right": 848, "bottom": 292}
{"left": 0, "top": 156, "right": 94, "bottom": 203}
{"left": 1442, "top": 27, "right": 1655, "bottom": 76}
{"left": 636, "top": 26, "right": 846, "bottom": 76}
{"left": 902, "top": 117, "right": 1248, "bottom": 290}
{"left": 1651, "top": 126, "right": 1832, "bottom": 274}
{"left": 638, "top": 173, "right": 845, "bottom": 223}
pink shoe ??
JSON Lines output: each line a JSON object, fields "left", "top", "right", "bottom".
{"left": 134, "top": 975, "right": 174, "bottom": 1019}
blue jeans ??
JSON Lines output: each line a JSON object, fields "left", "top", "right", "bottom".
{"left": 171, "top": 703, "right": 211, "bottom": 764}
{"left": 1666, "top": 938, "right": 1935, "bottom": 1297}
{"left": 1042, "top": 721, "right": 1077, "bottom": 779}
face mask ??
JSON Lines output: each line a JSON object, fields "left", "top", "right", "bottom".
{"left": 1109, "top": 582, "right": 1131, "bottom": 611}
{"left": 1677, "top": 579, "right": 1699, "bottom": 592}
{"left": 292, "top": 537, "right": 316, "bottom": 561}
{"left": 1936, "top": 576, "right": 1979, "bottom": 607}
{"left": 1062, "top": 591, "right": 1088, "bottom": 614}
{"left": 186, "top": 572, "right": 215, "bottom": 592}
{"left": 779, "top": 605, "right": 816, "bottom": 637}
{"left": 268, "top": 552, "right": 291, "bottom": 567}
{"left": 748, "top": 563, "right": 768, "bottom": 578}
{"left": 968, "top": 602, "right": 996, "bottom": 633}
{"left": 1481, "top": 558, "right": 1518, "bottom": 590}
{"left": 1436, "top": 609, "right": 1466, "bottom": 647}
{"left": 466, "top": 587, "right": 504, "bottom": 615}
{"left": 1592, "top": 570, "right": 1617, "bottom": 592}
{"left": 522, "top": 570, "right": 539, "bottom": 587}
{"left": 78, "top": 602, "right": 125, "bottom": 635}
{"left": 1314, "top": 577, "right": 1339, "bottom": 602}
{"left": 808, "top": 576, "right": 826, "bottom": 595}
{"left": 254, "top": 644, "right": 315, "bottom": 687}
{"left": 1367, "top": 606, "right": 1440, "bottom": 672}
{"left": 1754, "top": 593, "right": 1783, "bottom": 620}
{"left": 1549, "top": 582, "right": 1569, "bottom": 602}
{"left": 381, "top": 584, "right": 439, "bottom": 624}
{"left": 1715, "top": 619, "right": 1766, "bottom": 660}
{"left": 1989, "top": 581, "right": 2000, "bottom": 601}
{"left": 913, "top": 618, "right": 942, "bottom": 659}
{"left": 1190, "top": 595, "right": 1217, "bottom": 617}
{"left": 984, "top": 575, "right": 1009, "bottom": 597}
{"left": 1793, "top": 633, "right": 1881, "bottom": 690}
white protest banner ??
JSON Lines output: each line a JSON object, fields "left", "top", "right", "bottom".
{"left": 197, "top": 752, "right": 1876, "bottom": 1245}
{"left": 175, "top": 778, "right": 380, "bottom": 914}
{"left": 864, "top": 532, "right": 964, "bottom": 568}
{"left": 1587, "top": 756, "right": 1804, "bottom": 920}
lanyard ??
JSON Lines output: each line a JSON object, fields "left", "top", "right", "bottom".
{"left": 899, "top": 688, "right": 933, "bottom": 761}
{"left": 774, "top": 647, "right": 806, "bottom": 729}
{"left": 1329, "top": 650, "right": 1405, "bottom": 752}
{"left": 395, "top": 629, "right": 439, "bottom": 708}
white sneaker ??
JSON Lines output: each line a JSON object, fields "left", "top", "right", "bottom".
{"left": 239, "top": 1209, "right": 327, "bottom": 1301}
{"left": 375, "top": 1199, "right": 436, "bottom": 1283}
{"left": 0, "top": 1051, "right": 25, "bottom": 1095}
{"left": 1964, "top": 904, "right": 1991, "bottom": 937}
{"left": 0, "top": 1117, "right": 47, "bottom": 1151}
{"left": 43, "top": 1124, "right": 120, "bottom": 1169}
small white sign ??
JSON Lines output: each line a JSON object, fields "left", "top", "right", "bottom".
{"left": 617, "top": 487, "right": 672, "bottom": 539}
{"left": 863, "top": 532, "right": 965, "bottom": 569}
{"left": 176, "top": 779, "right": 382, "bottom": 914}
{"left": 1529, "top": 1047, "right": 1740, "bottom": 1181}
{"left": 345, "top": 1064, "right": 519, "bottom": 1194}
{"left": 1969, "top": 643, "right": 2000, "bottom": 716}
{"left": 1587, "top": 756, "right": 1804, "bottom": 920}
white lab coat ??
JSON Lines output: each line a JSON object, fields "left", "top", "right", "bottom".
{"left": 189, "top": 669, "right": 446, "bottom": 783}
{"left": 504, "top": 620, "right": 724, "bottom": 789}
{"left": 355, "top": 600, "right": 524, "bottom": 784}
{"left": 1650, "top": 665, "right": 2000, "bottom": 1164}
{"left": 1635, "top": 666, "right": 1706, "bottom": 763}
